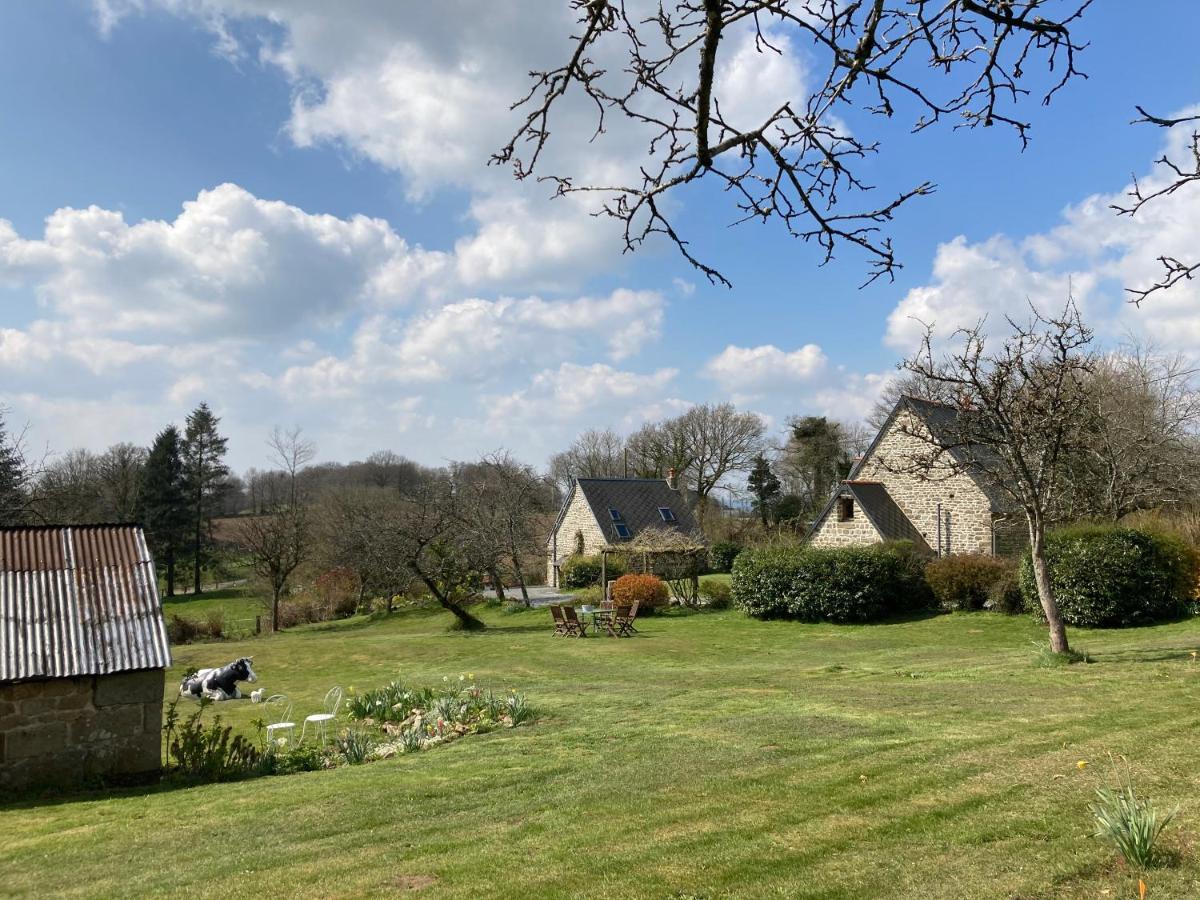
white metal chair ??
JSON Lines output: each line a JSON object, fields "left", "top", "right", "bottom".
{"left": 263, "top": 695, "right": 295, "bottom": 746}
{"left": 300, "top": 686, "right": 343, "bottom": 745}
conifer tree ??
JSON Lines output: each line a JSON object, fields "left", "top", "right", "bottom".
{"left": 140, "top": 426, "right": 188, "bottom": 596}
{"left": 182, "top": 403, "right": 229, "bottom": 595}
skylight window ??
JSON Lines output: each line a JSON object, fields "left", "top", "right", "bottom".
{"left": 658, "top": 507, "right": 677, "bottom": 522}
{"left": 608, "top": 507, "right": 622, "bottom": 521}
{"left": 614, "top": 523, "right": 632, "bottom": 539}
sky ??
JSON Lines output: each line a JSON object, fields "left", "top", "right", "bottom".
{"left": 1, "top": 1, "right": 1199, "bottom": 475}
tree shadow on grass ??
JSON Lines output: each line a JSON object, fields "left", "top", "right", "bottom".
{"left": 1086, "top": 646, "right": 1200, "bottom": 664}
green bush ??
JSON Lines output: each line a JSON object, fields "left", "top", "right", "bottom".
{"left": 924, "top": 553, "right": 1011, "bottom": 611}
{"left": 708, "top": 542, "right": 743, "bottom": 574}
{"left": 986, "top": 568, "right": 1025, "bottom": 615}
{"left": 1019, "top": 525, "right": 1194, "bottom": 627}
{"left": 732, "top": 542, "right": 932, "bottom": 623}
{"left": 559, "top": 554, "right": 625, "bottom": 589}
{"left": 698, "top": 576, "right": 732, "bottom": 610}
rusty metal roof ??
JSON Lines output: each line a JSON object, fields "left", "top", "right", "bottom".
{"left": 0, "top": 525, "right": 171, "bottom": 681}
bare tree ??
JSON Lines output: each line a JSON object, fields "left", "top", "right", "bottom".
{"left": 496, "top": 0, "right": 1092, "bottom": 287}
{"left": 0, "top": 408, "right": 41, "bottom": 525}
{"left": 268, "top": 425, "right": 317, "bottom": 507}
{"left": 96, "top": 443, "right": 147, "bottom": 522}
{"left": 1062, "top": 343, "right": 1200, "bottom": 520}
{"left": 1114, "top": 107, "right": 1200, "bottom": 304}
{"left": 548, "top": 427, "right": 626, "bottom": 494}
{"left": 680, "top": 403, "right": 766, "bottom": 529}
{"left": 36, "top": 449, "right": 103, "bottom": 523}
{"left": 625, "top": 418, "right": 696, "bottom": 488}
{"left": 236, "top": 504, "right": 310, "bottom": 632}
{"left": 902, "top": 300, "right": 1096, "bottom": 654}
{"left": 459, "top": 453, "right": 557, "bottom": 604}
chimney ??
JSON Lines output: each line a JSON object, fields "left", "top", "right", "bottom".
{"left": 666, "top": 467, "right": 677, "bottom": 490}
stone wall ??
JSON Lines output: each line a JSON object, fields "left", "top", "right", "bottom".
{"left": 546, "top": 485, "right": 608, "bottom": 585}
{"left": 809, "top": 498, "right": 885, "bottom": 548}
{"left": 0, "top": 668, "right": 164, "bottom": 793}
{"left": 856, "top": 409, "right": 996, "bottom": 555}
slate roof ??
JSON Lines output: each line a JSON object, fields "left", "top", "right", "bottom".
{"left": 573, "top": 477, "right": 701, "bottom": 544}
{"left": 843, "top": 481, "right": 931, "bottom": 551}
{"left": 0, "top": 525, "right": 171, "bottom": 682}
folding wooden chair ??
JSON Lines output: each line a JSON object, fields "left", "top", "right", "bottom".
{"left": 615, "top": 601, "right": 640, "bottom": 637}
{"left": 549, "top": 604, "right": 568, "bottom": 636}
{"left": 608, "top": 605, "right": 631, "bottom": 637}
{"left": 561, "top": 605, "right": 589, "bottom": 637}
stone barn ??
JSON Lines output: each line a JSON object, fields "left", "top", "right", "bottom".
{"left": 808, "top": 396, "right": 1024, "bottom": 556}
{"left": 1, "top": 525, "right": 171, "bottom": 793}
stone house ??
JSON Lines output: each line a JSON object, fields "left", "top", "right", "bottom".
{"left": 546, "top": 476, "right": 700, "bottom": 587}
{"left": 808, "top": 396, "right": 1024, "bottom": 556}
{"left": 1, "top": 525, "right": 171, "bottom": 793}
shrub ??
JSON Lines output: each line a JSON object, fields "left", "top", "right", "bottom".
{"left": 732, "top": 542, "right": 932, "bottom": 623}
{"left": 986, "top": 568, "right": 1025, "bottom": 615}
{"left": 276, "top": 596, "right": 322, "bottom": 629}
{"left": 163, "top": 699, "right": 259, "bottom": 781}
{"left": 568, "top": 585, "right": 604, "bottom": 605}
{"left": 698, "top": 576, "right": 732, "bottom": 610}
{"left": 611, "top": 573, "right": 669, "bottom": 608}
{"left": 560, "top": 554, "right": 625, "bottom": 589}
{"left": 166, "top": 614, "right": 204, "bottom": 644}
{"left": 924, "top": 553, "right": 1011, "bottom": 611}
{"left": 1019, "top": 525, "right": 1194, "bottom": 627}
{"left": 204, "top": 609, "right": 226, "bottom": 638}
{"left": 709, "top": 541, "right": 743, "bottom": 574}
{"left": 334, "top": 728, "right": 377, "bottom": 765}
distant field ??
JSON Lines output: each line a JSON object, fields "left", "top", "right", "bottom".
{"left": 4, "top": 607, "right": 1200, "bottom": 898}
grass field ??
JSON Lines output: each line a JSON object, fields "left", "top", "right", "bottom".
{"left": 4, "top": 606, "right": 1200, "bottom": 898}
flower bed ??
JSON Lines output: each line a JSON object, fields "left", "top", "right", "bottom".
{"left": 345, "top": 674, "right": 534, "bottom": 758}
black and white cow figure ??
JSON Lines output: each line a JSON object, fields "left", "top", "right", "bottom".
{"left": 180, "top": 657, "right": 258, "bottom": 701}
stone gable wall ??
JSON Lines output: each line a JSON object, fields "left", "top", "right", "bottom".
{"left": 0, "top": 669, "right": 164, "bottom": 793}
{"left": 809, "top": 499, "right": 885, "bottom": 547}
{"left": 546, "top": 486, "right": 608, "bottom": 585}
{"left": 855, "top": 409, "right": 995, "bottom": 554}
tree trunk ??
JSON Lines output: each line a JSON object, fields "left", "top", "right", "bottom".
{"left": 271, "top": 586, "right": 281, "bottom": 634}
{"left": 1029, "top": 518, "right": 1070, "bottom": 653}
{"left": 489, "top": 567, "right": 507, "bottom": 601}
{"left": 421, "top": 576, "right": 485, "bottom": 630}
{"left": 166, "top": 547, "right": 176, "bottom": 598}
{"left": 511, "top": 555, "right": 530, "bottom": 604}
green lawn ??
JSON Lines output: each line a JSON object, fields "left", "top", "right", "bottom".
{"left": 4, "top": 607, "right": 1200, "bottom": 898}
{"left": 161, "top": 584, "right": 266, "bottom": 638}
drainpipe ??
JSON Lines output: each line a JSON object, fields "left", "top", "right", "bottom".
{"left": 551, "top": 531, "right": 558, "bottom": 588}
{"left": 936, "top": 502, "right": 943, "bottom": 558}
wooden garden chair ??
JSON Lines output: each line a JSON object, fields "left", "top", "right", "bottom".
{"left": 607, "top": 605, "right": 631, "bottom": 637}
{"left": 615, "top": 601, "right": 640, "bottom": 637}
{"left": 561, "top": 605, "right": 589, "bottom": 637}
{"left": 549, "top": 604, "right": 568, "bottom": 636}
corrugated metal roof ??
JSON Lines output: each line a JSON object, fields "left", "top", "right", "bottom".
{"left": 0, "top": 525, "right": 171, "bottom": 681}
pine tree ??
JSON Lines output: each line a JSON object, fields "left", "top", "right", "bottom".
{"left": 182, "top": 403, "right": 229, "bottom": 595}
{"left": 747, "top": 454, "right": 781, "bottom": 527}
{"left": 140, "top": 426, "right": 189, "bottom": 596}
{"left": 0, "top": 410, "right": 27, "bottom": 525}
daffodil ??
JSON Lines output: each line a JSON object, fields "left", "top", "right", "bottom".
{"left": 1076, "top": 760, "right": 1087, "bottom": 770}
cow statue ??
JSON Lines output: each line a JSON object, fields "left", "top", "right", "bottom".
{"left": 180, "top": 657, "right": 258, "bottom": 701}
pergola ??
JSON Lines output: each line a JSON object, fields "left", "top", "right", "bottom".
{"left": 599, "top": 527, "right": 707, "bottom": 604}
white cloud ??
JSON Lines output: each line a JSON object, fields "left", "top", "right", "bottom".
{"left": 703, "top": 342, "right": 827, "bottom": 391}
{"left": 887, "top": 115, "right": 1200, "bottom": 355}
{"left": 0, "top": 183, "right": 441, "bottom": 339}
{"left": 486, "top": 363, "right": 679, "bottom": 428}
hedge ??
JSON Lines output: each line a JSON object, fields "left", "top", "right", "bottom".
{"left": 1019, "top": 524, "right": 1194, "bottom": 627}
{"left": 708, "top": 542, "right": 743, "bottom": 574}
{"left": 560, "top": 554, "right": 625, "bottom": 589}
{"left": 924, "top": 553, "right": 1012, "bottom": 611}
{"left": 731, "top": 542, "right": 932, "bottom": 623}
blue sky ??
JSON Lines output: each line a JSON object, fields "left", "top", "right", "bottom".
{"left": 1, "top": 1, "right": 1199, "bottom": 473}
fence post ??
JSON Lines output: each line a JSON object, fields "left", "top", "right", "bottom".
{"left": 255, "top": 615, "right": 261, "bottom": 635}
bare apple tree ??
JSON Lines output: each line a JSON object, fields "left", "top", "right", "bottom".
{"left": 1114, "top": 107, "right": 1200, "bottom": 304}
{"left": 495, "top": 0, "right": 1093, "bottom": 286}
{"left": 902, "top": 301, "right": 1096, "bottom": 654}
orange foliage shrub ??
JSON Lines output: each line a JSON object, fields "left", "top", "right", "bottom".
{"left": 610, "top": 573, "right": 669, "bottom": 608}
